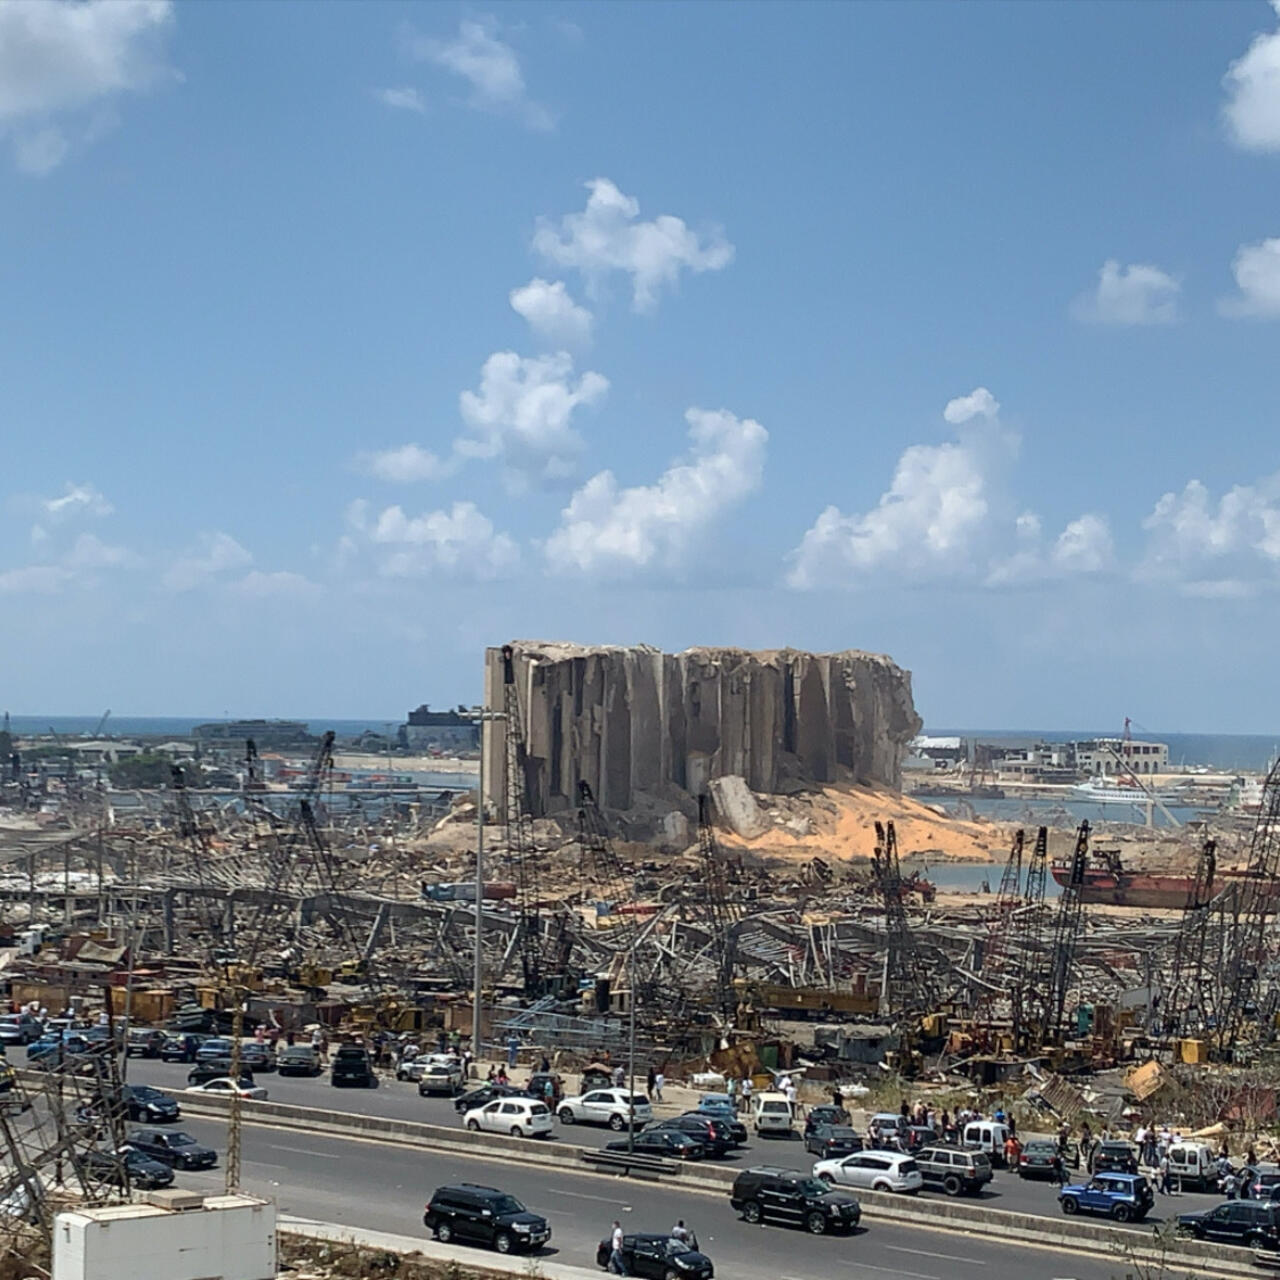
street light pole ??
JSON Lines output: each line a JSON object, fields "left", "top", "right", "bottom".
{"left": 627, "top": 945, "right": 637, "bottom": 1152}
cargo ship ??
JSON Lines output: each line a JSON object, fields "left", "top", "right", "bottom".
{"left": 1051, "top": 851, "right": 1278, "bottom": 908}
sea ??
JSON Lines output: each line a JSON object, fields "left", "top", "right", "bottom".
{"left": 2, "top": 715, "right": 401, "bottom": 738}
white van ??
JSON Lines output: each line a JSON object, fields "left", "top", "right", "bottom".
{"left": 751, "top": 1090, "right": 794, "bottom": 1135}
{"left": 1167, "top": 1141, "right": 1217, "bottom": 1191}
{"left": 963, "top": 1120, "right": 1012, "bottom": 1166}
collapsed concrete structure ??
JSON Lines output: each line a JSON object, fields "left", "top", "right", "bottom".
{"left": 482, "top": 642, "right": 922, "bottom": 819}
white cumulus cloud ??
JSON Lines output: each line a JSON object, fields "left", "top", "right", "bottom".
{"left": 545, "top": 407, "right": 767, "bottom": 575}
{"left": 533, "top": 178, "right": 734, "bottom": 312}
{"left": 347, "top": 499, "right": 519, "bottom": 580}
{"left": 408, "top": 17, "right": 551, "bottom": 131}
{"left": 456, "top": 350, "right": 608, "bottom": 489}
{"left": 375, "top": 86, "right": 425, "bottom": 114}
{"left": 1072, "top": 260, "right": 1181, "bottom": 326}
{"left": 988, "top": 512, "right": 1116, "bottom": 585}
{"left": 40, "top": 482, "right": 113, "bottom": 522}
{"left": 509, "top": 278, "right": 593, "bottom": 346}
{"left": 0, "top": 0, "right": 176, "bottom": 175}
{"left": 162, "top": 531, "right": 253, "bottom": 592}
{"left": 1140, "top": 475, "right": 1280, "bottom": 593}
{"left": 1219, "top": 237, "right": 1280, "bottom": 318}
{"left": 1223, "top": 0, "right": 1280, "bottom": 152}
{"left": 357, "top": 444, "right": 451, "bottom": 484}
{"left": 942, "top": 387, "right": 1000, "bottom": 425}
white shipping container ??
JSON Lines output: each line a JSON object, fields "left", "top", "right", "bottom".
{"left": 53, "top": 1195, "right": 276, "bottom": 1280}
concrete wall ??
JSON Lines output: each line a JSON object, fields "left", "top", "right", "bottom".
{"left": 483, "top": 643, "right": 922, "bottom": 819}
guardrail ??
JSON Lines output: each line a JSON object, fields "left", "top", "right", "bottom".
{"left": 580, "top": 1149, "right": 679, "bottom": 1179}
{"left": 12, "top": 1067, "right": 1251, "bottom": 1277}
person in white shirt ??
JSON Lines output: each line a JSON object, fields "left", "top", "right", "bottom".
{"left": 608, "top": 1221, "right": 627, "bottom": 1275}
{"left": 653, "top": 1070, "right": 665, "bottom": 1102}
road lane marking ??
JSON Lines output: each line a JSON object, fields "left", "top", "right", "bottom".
{"left": 267, "top": 1145, "right": 340, "bottom": 1159}
{"left": 842, "top": 1264, "right": 937, "bottom": 1280}
{"left": 546, "top": 1188, "right": 632, "bottom": 1206}
{"left": 885, "top": 1244, "right": 986, "bottom": 1265}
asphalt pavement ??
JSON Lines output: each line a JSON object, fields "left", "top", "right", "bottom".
{"left": 96, "top": 1050, "right": 1228, "bottom": 1231}
{"left": 167, "top": 1113, "right": 1130, "bottom": 1280}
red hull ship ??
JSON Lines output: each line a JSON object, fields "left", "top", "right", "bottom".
{"left": 1051, "top": 854, "right": 1280, "bottom": 908}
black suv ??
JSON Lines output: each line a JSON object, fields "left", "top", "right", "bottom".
{"left": 650, "top": 1114, "right": 733, "bottom": 1157}
{"left": 424, "top": 1183, "right": 550, "bottom": 1254}
{"left": 595, "top": 1233, "right": 713, "bottom": 1280}
{"left": 730, "top": 1167, "right": 861, "bottom": 1235}
{"left": 330, "top": 1045, "right": 377, "bottom": 1088}
{"left": 1178, "top": 1200, "right": 1280, "bottom": 1250}
{"left": 121, "top": 1084, "right": 180, "bottom": 1123}
{"left": 453, "top": 1083, "right": 530, "bottom": 1114}
{"left": 78, "top": 1148, "right": 174, "bottom": 1190}
{"left": 127, "top": 1128, "right": 217, "bottom": 1170}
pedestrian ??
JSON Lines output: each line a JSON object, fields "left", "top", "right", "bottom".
{"left": 608, "top": 1221, "right": 627, "bottom": 1275}
{"left": 539, "top": 1054, "right": 550, "bottom": 1074}
{"left": 900, "top": 1098, "right": 910, "bottom": 1120}
{"left": 727, "top": 1076, "right": 737, "bottom": 1105}
{"left": 486, "top": 1064, "right": 496, "bottom": 1082}
{"left": 507, "top": 1033, "right": 520, "bottom": 1069}
{"left": 647, "top": 1066, "right": 656, "bottom": 1098}
{"left": 740, "top": 1077, "right": 752, "bottom": 1114}
{"left": 1224, "top": 1169, "right": 1240, "bottom": 1200}
{"left": 1051, "top": 1151, "right": 1065, "bottom": 1186}
{"left": 1158, "top": 1154, "right": 1172, "bottom": 1195}
{"left": 1004, "top": 1133, "right": 1021, "bottom": 1168}
{"left": 654, "top": 1069, "right": 665, "bottom": 1102}
{"left": 496, "top": 1064, "right": 508, "bottom": 1084}
{"left": 613, "top": 1063, "right": 626, "bottom": 1088}
{"left": 670, "top": 1219, "right": 690, "bottom": 1243}
{"left": 1007, "top": 1112, "right": 1017, "bottom": 1138}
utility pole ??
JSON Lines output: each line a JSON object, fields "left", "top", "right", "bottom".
{"left": 469, "top": 707, "right": 506, "bottom": 1068}
{"left": 627, "top": 945, "right": 638, "bottom": 1153}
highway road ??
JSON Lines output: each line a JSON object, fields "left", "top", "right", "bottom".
{"left": 94, "top": 1051, "right": 1229, "bottom": 1228}
{"left": 166, "top": 1113, "right": 1133, "bottom": 1280}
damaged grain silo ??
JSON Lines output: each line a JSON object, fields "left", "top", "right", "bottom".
{"left": 482, "top": 642, "right": 922, "bottom": 829}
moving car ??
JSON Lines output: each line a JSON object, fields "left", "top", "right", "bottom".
{"left": 1091, "top": 1141, "right": 1139, "bottom": 1175}
{"left": 463, "top": 1097, "right": 552, "bottom": 1138}
{"left": 557, "top": 1088, "right": 652, "bottom": 1131}
{"left": 805, "top": 1124, "right": 862, "bottom": 1159}
{"left": 594, "top": 1233, "right": 713, "bottom": 1279}
{"left": 330, "top": 1045, "right": 377, "bottom": 1088}
{"left": 813, "top": 1151, "right": 923, "bottom": 1195}
{"left": 604, "top": 1130, "right": 706, "bottom": 1161}
{"left": 913, "top": 1147, "right": 992, "bottom": 1197}
{"left": 185, "top": 1077, "right": 268, "bottom": 1101}
{"left": 1059, "top": 1172, "right": 1154, "bottom": 1222}
{"left": 649, "top": 1115, "right": 733, "bottom": 1158}
{"left": 453, "top": 1083, "right": 529, "bottom": 1115}
{"left": 121, "top": 1084, "right": 180, "bottom": 1122}
{"left": 423, "top": 1183, "right": 550, "bottom": 1254}
{"left": 1177, "top": 1200, "right": 1280, "bottom": 1249}
{"left": 277, "top": 1045, "right": 322, "bottom": 1077}
{"left": 78, "top": 1148, "right": 174, "bottom": 1190}
{"left": 729, "top": 1167, "right": 861, "bottom": 1234}
{"left": 1017, "top": 1139, "right": 1061, "bottom": 1180}
{"left": 126, "top": 1129, "right": 217, "bottom": 1170}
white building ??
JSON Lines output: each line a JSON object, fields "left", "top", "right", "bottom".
{"left": 1075, "top": 738, "right": 1169, "bottom": 776}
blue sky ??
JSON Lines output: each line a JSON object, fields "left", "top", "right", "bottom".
{"left": 3, "top": 0, "right": 1280, "bottom": 730}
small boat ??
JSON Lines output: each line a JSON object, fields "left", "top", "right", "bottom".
{"left": 1070, "top": 778, "right": 1183, "bottom": 806}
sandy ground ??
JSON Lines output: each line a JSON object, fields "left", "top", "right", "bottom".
{"left": 720, "top": 783, "right": 1004, "bottom": 863}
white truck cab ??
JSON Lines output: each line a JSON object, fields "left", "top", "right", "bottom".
{"left": 751, "top": 1090, "right": 794, "bottom": 1135}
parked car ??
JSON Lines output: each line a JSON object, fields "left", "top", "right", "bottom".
{"left": 78, "top": 1148, "right": 174, "bottom": 1190}
{"left": 1246, "top": 1163, "right": 1280, "bottom": 1200}
{"left": 423, "top": 1183, "right": 550, "bottom": 1254}
{"left": 277, "top": 1044, "right": 322, "bottom": 1077}
{"left": 1091, "top": 1141, "right": 1139, "bottom": 1175}
{"left": 577, "top": 1064, "right": 613, "bottom": 1094}
{"left": 453, "top": 1083, "right": 530, "bottom": 1115}
{"left": 121, "top": 1084, "right": 180, "bottom": 1122}
{"left": 905, "top": 1125, "right": 939, "bottom": 1152}
{"left": 604, "top": 1130, "right": 707, "bottom": 1161}
{"left": 1017, "top": 1139, "right": 1062, "bottom": 1180}
{"left": 463, "top": 1097, "right": 552, "bottom": 1138}
{"left": 557, "top": 1088, "right": 652, "bottom": 1131}
{"left": 729, "top": 1167, "right": 861, "bottom": 1234}
{"left": 1059, "top": 1172, "right": 1154, "bottom": 1222}
{"left": 418, "top": 1059, "right": 465, "bottom": 1096}
{"left": 239, "top": 1042, "right": 276, "bottom": 1073}
{"left": 1166, "top": 1140, "right": 1219, "bottom": 1192}
{"left": 594, "top": 1233, "right": 713, "bottom": 1279}
{"left": 0, "top": 1014, "right": 42, "bottom": 1047}
{"left": 913, "top": 1146, "right": 993, "bottom": 1197}
{"left": 814, "top": 1150, "right": 923, "bottom": 1195}
{"left": 649, "top": 1115, "right": 734, "bottom": 1158}
{"left": 803, "top": 1104, "right": 851, "bottom": 1138}
{"left": 159, "top": 1034, "right": 203, "bottom": 1063}
{"left": 805, "top": 1125, "right": 862, "bottom": 1159}
{"left": 330, "top": 1045, "right": 377, "bottom": 1088}
{"left": 125, "top": 1029, "right": 166, "bottom": 1059}
{"left": 126, "top": 1128, "right": 217, "bottom": 1170}
{"left": 1177, "top": 1199, "right": 1280, "bottom": 1250}
{"left": 751, "top": 1091, "right": 794, "bottom": 1136}
{"left": 962, "top": 1120, "right": 1013, "bottom": 1167}
{"left": 185, "top": 1077, "right": 268, "bottom": 1101}
{"left": 195, "top": 1037, "right": 234, "bottom": 1064}
{"left": 27, "top": 1033, "right": 93, "bottom": 1066}
{"left": 526, "top": 1072, "right": 565, "bottom": 1105}
{"left": 686, "top": 1103, "right": 747, "bottom": 1146}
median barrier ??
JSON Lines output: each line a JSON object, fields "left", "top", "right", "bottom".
{"left": 15, "top": 1069, "right": 1246, "bottom": 1276}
